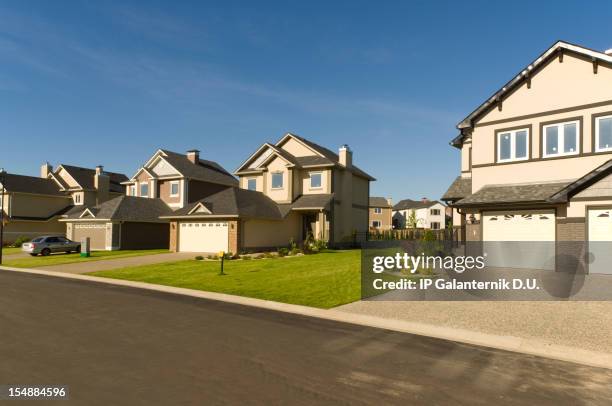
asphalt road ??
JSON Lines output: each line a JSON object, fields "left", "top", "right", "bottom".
{"left": 1, "top": 271, "right": 611, "bottom": 405}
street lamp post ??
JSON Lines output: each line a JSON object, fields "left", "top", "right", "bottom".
{"left": 0, "top": 168, "right": 5, "bottom": 265}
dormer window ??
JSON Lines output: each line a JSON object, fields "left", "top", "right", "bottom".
{"left": 497, "top": 128, "right": 529, "bottom": 163}
{"left": 595, "top": 114, "right": 612, "bottom": 152}
{"left": 309, "top": 172, "right": 322, "bottom": 189}
{"left": 140, "top": 182, "right": 149, "bottom": 198}
{"left": 543, "top": 120, "right": 579, "bottom": 158}
{"left": 271, "top": 172, "right": 283, "bottom": 189}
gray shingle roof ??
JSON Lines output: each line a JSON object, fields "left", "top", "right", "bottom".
{"left": 442, "top": 176, "right": 473, "bottom": 201}
{"left": 369, "top": 197, "right": 391, "bottom": 207}
{"left": 160, "top": 150, "right": 238, "bottom": 187}
{"left": 59, "top": 165, "right": 128, "bottom": 193}
{"left": 454, "top": 182, "right": 571, "bottom": 207}
{"left": 64, "top": 196, "right": 173, "bottom": 222}
{"left": 290, "top": 194, "right": 334, "bottom": 210}
{"left": 1, "top": 173, "right": 68, "bottom": 196}
{"left": 393, "top": 199, "right": 440, "bottom": 211}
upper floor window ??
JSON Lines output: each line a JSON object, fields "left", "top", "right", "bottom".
{"left": 497, "top": 128, "right": 529, "bottom": 163}
{"left": 430, "top": 208, "right": 440, "bottom": 216}
{"left": 140, "top": 182, "right": 149, "bottom": 198}
{"left": 373, "top": 207, "right": 382, "bottom": 214}
{"left": 543, "top": 120, "right": 579, "bottom": 158}
{"left": 170, "top": 181, "right": 180, "bottom": 197}
{"left": 74, "top": 194, "right": 81, "bottom": 204}
{"left": 271, "top": 172, "right": 284, "bottom": 189}
{"left": 310, "top": 172, "right": 322, "bottom": 189}
{"left": 595, "top": 115, "right": 612, "bottom": 152}
{"left": 247, "top": 178, "right": 257, "bottom": 191}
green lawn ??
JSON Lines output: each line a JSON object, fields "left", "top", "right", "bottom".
{"left": 3, "top": 249, "right": 169, "bottom": 268}
{"left": 2, "top": 247, "right": 22, "bottom": 255}
{"left": 90, "top": 250, "right": 362, "bottom": 309}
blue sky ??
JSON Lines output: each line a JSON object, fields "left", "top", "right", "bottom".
{"left": 1, "top": 1, "right": 612, "bottom": 203}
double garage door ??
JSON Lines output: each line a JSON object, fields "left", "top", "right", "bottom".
{"left": 482, "top": 210, "right": 556, "bottom": 270}
{"left": 178, "top": 221, "right": 229, "bottom": 253}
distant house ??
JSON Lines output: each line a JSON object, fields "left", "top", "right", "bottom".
{"left": 392, "top": 198, "right": 446, "bottom": 230}
{"left": 368, "top": 197, "right": 392, "bottom": 230}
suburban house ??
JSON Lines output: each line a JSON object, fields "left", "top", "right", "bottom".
{"left": 0, "top": 164, "right": 127, "bottom": 243}
{"left": 62, "top": 149, "right": 238, "bottom": 250}
{"left": 163, "top": 133, "right": 374, "bottom": 254}
{"left": 368, "top": 197, "right": 393, "bottom": 230}
{"left": 392, "top": 198, "right": 446, "bottom": 230}
{"left": 442, "top": 41, "right": 612, "bottom": 273}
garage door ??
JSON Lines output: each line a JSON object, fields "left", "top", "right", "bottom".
{"left": 483, "top": 210, "right": 556, "bottom": 270}
{"left": 178, "top": 221, "right": 229, "bottom": 253}
{"left": 73, "top": 223, "right": 107, "bottom": 250}
{"left": 588, "top": 208, "right": 612, "bottom": 274}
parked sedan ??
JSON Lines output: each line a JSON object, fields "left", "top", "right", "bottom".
{"left": 22, "top": 236, "right": 81, "bottom": 256}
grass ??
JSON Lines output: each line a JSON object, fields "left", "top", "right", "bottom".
{"left": 3, "top": 249, "right": 170, "bottom": 268}
{"left": 2, "top": 247, "right": 22, "bottom": 255}
{"left": 90, "top": 250, "right": 362, "bottom": 309}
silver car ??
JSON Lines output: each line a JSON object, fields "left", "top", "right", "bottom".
{"left": 22, "top": 236, "right": 81, "bottom": 256}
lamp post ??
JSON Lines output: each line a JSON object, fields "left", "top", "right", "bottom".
{"left": 0, "top": 168, "right": 6, "bottom": 265}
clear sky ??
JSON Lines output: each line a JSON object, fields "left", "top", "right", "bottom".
{"left": 2, "top": 1, "right": 612, "bottom": 203}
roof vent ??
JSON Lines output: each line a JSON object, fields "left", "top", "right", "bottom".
{"left": 605, "top": 48, "right": 612, "bottom": 56}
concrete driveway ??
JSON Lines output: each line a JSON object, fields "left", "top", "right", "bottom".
{"left": 36, "top": 252, "right": 197, "bottom": 274}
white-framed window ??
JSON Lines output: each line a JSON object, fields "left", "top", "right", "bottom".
{"left": 309, "top": 172, "right": 322, "bottom": 189}
{"left": 271, "top": 172, "right": 283, "bottom": 189}
{"left": 129, "top": 185, "right": 136, "bottom": 196}
{"left": 430, "top": 222, "right": 440, "bottom": 230}
{"left": 430, "top": 209, "right": 440, "bottom": 215}
{"left": 373, "top": 207, "right": 382, "bottom": 214}
{"left": 170, "top": 181, "right": 180, "bottom": 197}
{"left": 74, "top": 194, "right": 81, "bottom": 204}
{"left": 372, "top": 220, "right": 381, "bottom": 228}
{"left": 247, "top": 178, "right": 257, "bottom": 191}
{"left": 595, "top": 114, "right": 612, "bottom": 152}
{"left": 140, "top": 182, "right": 149, "bottom": 198}
{"left": 497, "top": 128, "right": 529, "bottom": 162}
{"left": 543, "top": 120, "right": 579, "bottom": 157}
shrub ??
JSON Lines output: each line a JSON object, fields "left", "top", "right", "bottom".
{"left": 241, "top": 255, "right": 252, "bottom": 260}
{"left": 13, "top": 236, "right": 30, "bottom": 247}
{"left": 278, "top": 247, "right": 289, "bottom": 257}
{"left": 195, "top": 255, "right": 204, "bottom": 260}
{"left": 289, "top": 247, "right": 301, "bottom": 256}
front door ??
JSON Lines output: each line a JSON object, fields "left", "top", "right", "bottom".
{"left": 302, "top": 214, "right": 317, "bottom": 240}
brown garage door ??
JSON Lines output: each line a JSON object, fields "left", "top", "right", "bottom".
{"left": 72, "top": 223, "right": 107, "bottom": 250}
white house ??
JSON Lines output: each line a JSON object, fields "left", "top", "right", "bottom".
{"left": 392, "top": 198, "right": 446, "bottom": 230}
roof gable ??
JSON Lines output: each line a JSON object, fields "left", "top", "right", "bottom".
{"left": 188, "top": 202, "right": 212, "bottom": 215}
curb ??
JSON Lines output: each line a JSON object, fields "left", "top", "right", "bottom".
{"left": 2, "top": 265, "right": 611, "bottom": 370}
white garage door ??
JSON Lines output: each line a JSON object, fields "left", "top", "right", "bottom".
{"left": 178, "top": 221, "right": 229, "bottom": 253}
{"left": 483, "top": 210, "right": 556, "bottom": 270}
{"left": 588, "top": 208, "right": 612, "bottom": 274}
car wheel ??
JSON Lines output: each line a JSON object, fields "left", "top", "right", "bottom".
{"left": 41, "top": 248, "right": 51, "bottom": 256}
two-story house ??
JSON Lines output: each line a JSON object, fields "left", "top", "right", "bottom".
{"left": 392, "top": 198, "right": 446, "bottom": 230}
{"left": 163, "top": 133, "right": 374, "bottom": 254}
{"left": 369, "top": 197, "right": 393, "bottom": 230}
{"left": 62, "top": 149, "right": 237, "bottom": 250}
{"left": 443, "top": 41, "right": 612, "bottom": 274}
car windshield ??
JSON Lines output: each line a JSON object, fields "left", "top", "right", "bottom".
{"left": 31, "top": 237, "right": 44, "bottom": 243}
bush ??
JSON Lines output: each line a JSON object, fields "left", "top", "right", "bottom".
{"left": 13, "top": 236, "right": 30, "bottom": 247}
{"left": 289, "top": 247, "right": 302, "bottom": 256}
{"left": 241, "top": 255, "right": 252, "bottom": 260}
{"left": 278, "top": 247, "right": 289, "bottom": 257}
{"left": 195, "top": 255, "right": 204, "bottom": 260}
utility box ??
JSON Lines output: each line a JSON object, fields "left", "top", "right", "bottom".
{"left": 81, "top": 237, "right": 91, "bottom": 258}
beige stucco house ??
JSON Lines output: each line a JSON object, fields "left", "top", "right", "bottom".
{"left": 163, "top": 133, "right": 374, "bottom": 253}
{"left": 442, "top": 41, "right": 612, "bottom": 273}
{"left": 369, "top": 197, "right": 393, "bottom": 230}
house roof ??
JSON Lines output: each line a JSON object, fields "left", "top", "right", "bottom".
{"left": 548, "top": 158, "right": 612, "bottom": 203}
{"left": 58, "top": 165, "right": 128, "bottom": 193}
{"left": 0, "top": 173, "right": 68, "bottom": 197}
{"left": 453, "top": 182, "right": 571, "bottom": 207}
{"left": 369, "top": 197, "right": 391, "bottom": 208}
{"left": 442, "top": 177, "right": 473, "bottom": 201}
{"left": 164, "top": 187, "right": 284, "bottom": 220}
{"left": 156, "top": 150, "right": 238, "bottom": 187}
{"left": 393, "top": 199, "right": 441, "bottom": 211}
{"left": 290, "top": 194, "right": 334, "bottom": 210}
{"left": 9, "top": 205, "right": 74, "bottom": 221}
{"left": 63, "top": 195, "right": 173, "bottom": 222}
{"left": 452, "top": 41, "right": 612, "bottom": 148}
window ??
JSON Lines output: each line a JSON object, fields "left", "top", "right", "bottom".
{"left": 373, "top": 207, "right": 382, "bottom": 214}
{"left": 543, "top": 120, "right": 579, "bottom": 157}
{"left": 310, "top": 172, "right": 322, "bottom": 189}
{"left": 497, "top": 128, "right": 529, "bottom": 162}
{"left": 271, "top": 172, "right": 283, "bottom": 189}
{"left": 430, "top": 209, "right": 440, "bottom": 216}
{"left": 140, "top": 182, "right": 149, "bottom": 198}
{"left": 430, "top": 222, "right": 440, "bottom": 230}
{"left": 247, "top": 178, "right": 257, "bottom": 191}
{"left": 596, "top": 115, "right": 612, "bottom": 152}
{"left": 74, "top": 194, "right": 81, "bottom": 204}
{"left": 129, "top": 185, "right": 136, "bottom": 196}
{"left": 170, "top": 181, "right": 180, "bottom": 197}
{"left": 372, "top": 220, "right": 381, "bottom": 228}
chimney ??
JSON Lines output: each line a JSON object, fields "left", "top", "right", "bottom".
{"left": 605, "top": 48, "right": 612, "bottom": 56}
{"left": 421, "top": 197, "right": 429, "bottom": 203}
{"left": 338, "top": 145, "right": 352, "bottom": 168}
{"left": 186, "top": 149, "right": 200, "bottom": 164}
{"left": 94, "top": 165, "right": 110, "bottom": 204}
{"left": 41, "top": 162, "right": 53, "bottom": 179}
{"left": 386, "top": 198, "right": 392, "bottom": 206}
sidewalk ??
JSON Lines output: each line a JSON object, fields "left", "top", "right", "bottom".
{"left": 336, "top": 301, "right": 612, "bottom": 355}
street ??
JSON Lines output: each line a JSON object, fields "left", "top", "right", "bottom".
{"left": 1, "top": 270, "right": 611, "bottom": 405}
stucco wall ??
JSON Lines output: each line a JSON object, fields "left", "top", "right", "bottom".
{"left": 8, "top": 193, "right": 72, "bottom": 218}
{"left": 3, "top": 219, "right": 66, "bottom": 243}
{"left": 241, "top": 212, "right": 302, "bottom": 249}
{"left": 264, "top": 156, "right": 291, "bottom": 203}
